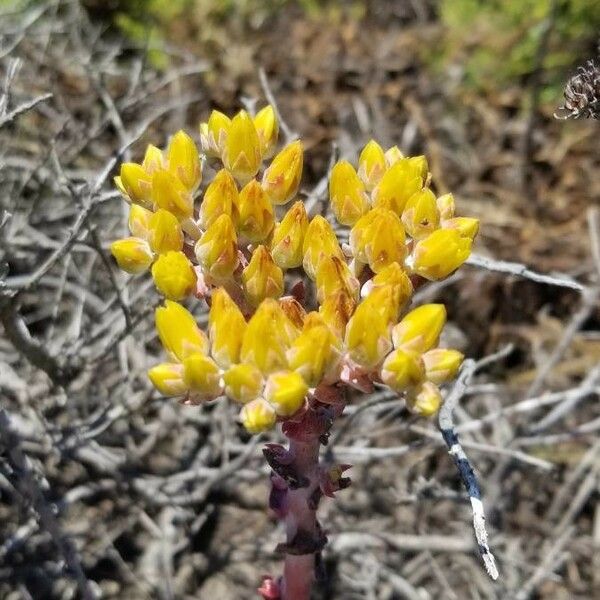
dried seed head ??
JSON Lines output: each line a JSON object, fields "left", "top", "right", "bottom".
{"left": 556, "top": 60, "right": 600, "bottom": 120}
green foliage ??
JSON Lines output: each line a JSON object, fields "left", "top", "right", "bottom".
{"left": 434, "top": 0, "right": 600, "bottom": 102}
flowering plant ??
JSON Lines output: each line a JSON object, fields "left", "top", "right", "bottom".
{"left": 111, "top": 105, "right": 479, "bottom": 599}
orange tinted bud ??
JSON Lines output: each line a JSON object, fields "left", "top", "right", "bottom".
{"left": 319, "top": 291, "right": 356, "bottom": 339}
{"left": 279, "top": 297, "right": 307, "bottom": 329}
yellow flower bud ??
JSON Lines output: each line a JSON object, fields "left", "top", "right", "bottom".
{"left": 224, "top": 363, "right": 264, "bottom": 404}
{"left": 209, "top": 288, "right": 247, "bottom": 368}
{"left": 262, "top": 140, "right": 303, "bottom": 205}
{"left": 344, "top": 293, "right": 392, "bottom": 368}
{"left": 407, "top": 155, "right": 429, "bottom": 180}
{"left": 194, "top": 214, "right": 239, "bottom": 280}
{"left": 329, "top": 160, "right": 369, "bottom": 226}
{"left": 392, "top": 304, "right": 446, "bottom": 353}
{"left": 118, "top": 163, "right": 153, "bottom": 208}
{"left": 234, "top": 179, "right": 275, "bottom": 243}
{"left": 315, "top": 255, "right": 359, "bottom": 305}
{"left": 155, "top": 300, "right": 209, "bottom": 361}
{"left": 240, "top": 299, "right": 298, "bottom": 374}
{"left": 362, "top": 284, "right": 402, "bottom": 327}
{"left": 166, "top": 130, "right": 201, "bottom": 192}
{"left": 200, "top": 110, "right": 231, "bottom": 157}
{"left": 223, "top": 110, "right": 261, "bottom": 183}
{"left": 358, "top": 140, "right": 386, "bottom": 191}
{"left": 152, "top": 169, "right": 193, "bottom": 220}
{"left": 242, "top": 246, "right": 284, "bottom": 307}
{"left": 422, "top": 349, "right": 464, "bottom": 384}
{"left": 141, "top": 144, "right": 164, "bottom": 175}
{"left": 436, "top": 193, "right": 455, "bottom": 221}
{"left": 271, "top": 201, "right": 309, "bottom": 269}
{"left": 401, "top": 188, "right": 440, "bottom": 240}
{"left": 380, "top": 349, "right": 425, "bottom": 392}
{"left": 128, "top": 205, "right": 152, "bottom": 239}
{"left": 254, "top": 105, "right": 279, "bottom": 159}
{"left": 384, "top": 145, "right": 404, "bottom": 166}
{"left": 240, "top": 397, "right": 277, "bottom": 434}
{"left": 151, "top": 251, "right": 197, "bottom": 300}
{"left": 350, "top": 208, "right": 406, "bottom": 273}
{"left": 302, "top": 215, "right": 344, "bottom": 280}
{"left": 110, "top": 237, "right": 154, "bottom": 274}
{"left": 198, "top": 169, "right": 238, "bottom": 230}
{"left": 369, "top": 262, "right": 413, "bottom": 312}
{"left": 148, "top": 209, "right": 184, "bottom": 254}
{"left": 319, "top": 291, "right": 356, "bottom": 339}
{"left": 412, "top": 229, "right": 472, "bottom": 281}
{"left": 264, "top": 370, "right": 308, "bottom": 417}
{"left": 182, "top": 353, "right": 222, "bottom": 399}
{"left": 371, "top": 159, "right": 424, "bottom": 215}
{"left": 406, "top": 381, "right": 443, "bottom": 417}
{"left": 442, "top": 217, "right": 480, "bottom": 240}
{"left": 148, "top": 363, "right": 187, "bottom": 396}
{"left": 287, "top": 313, "right": 340, "bottom": 386}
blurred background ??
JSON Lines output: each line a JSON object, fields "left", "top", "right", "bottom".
{"left": 1, "top": 1, "right": 599, "bottom": 598}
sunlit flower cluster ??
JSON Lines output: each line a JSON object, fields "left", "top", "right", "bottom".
{"left": 111, "top": 105, "right": 478, "bottom": 433}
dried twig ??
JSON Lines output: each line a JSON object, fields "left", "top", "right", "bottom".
{"left": 438, "top": 345, "right": 513, "bottom": 581}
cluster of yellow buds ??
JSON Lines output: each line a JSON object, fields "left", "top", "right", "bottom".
{"left": 110, "top": 105, "right": 478, "bottom": 433}
{"left": 336, "top": 141, "right": 478, "bottom": 280}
